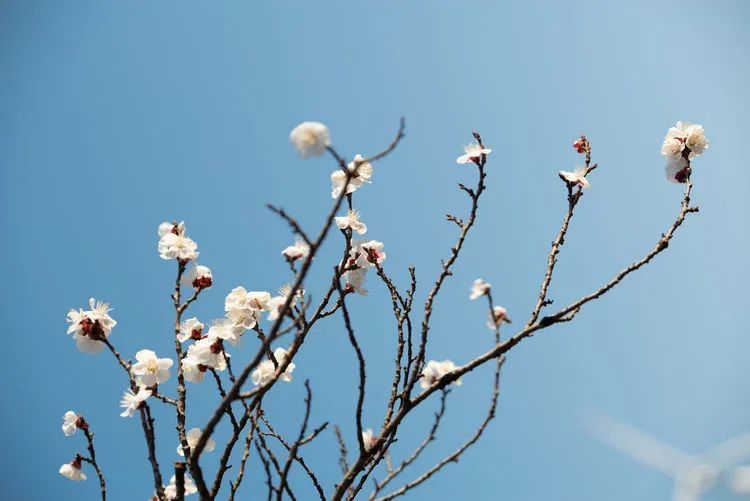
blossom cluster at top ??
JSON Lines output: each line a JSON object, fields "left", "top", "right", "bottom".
{"left": 661, "top": 121, "right": 709, "bottom": 183}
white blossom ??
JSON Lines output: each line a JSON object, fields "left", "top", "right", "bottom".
{"left": 290, "top": 121, "right": 330, "bottom": 158}
{"left": 335, "top": 209, "right": 368, "bottom": 235}
{"left": 456, "top": 143, "right": 492, "bottom": 164}
{"left": 252, "top": 347, "right": 295, "bottom": 386}
{"left": 178, "top": 317, "right": 204, "bottom": 343}
{"left": 469, "top": 279, "right": 491, "bottom": 300}
{"left": 331, "top": 154, "right": 374, "bottom": 198}
{"left": 362, "top": 428, "right": 378, "bottom": 451}
{"left": 131, "top": 350, "right": 173, "bottom": 388}
{"left": 420, "top": 360, "right": 462, "bottom": 389}
{"left": 181, "top": 355, "right": 207, "bottom": 384}
{"left": 59, "top": 459, "right": 86, "bottom": 481}
{"left": 225, "top": 287, "right": 269, "bottom": 329}
{"left": 350, "top": 240, "right": 386, "bottom": 269}
{"left": 177, "top": 427, "right": 216, "bottom": 457}
{"left": 344, "top": 267, "right": 369, "bottom": 296}
{"left": 661, "top": 121, "right": 709, "bottom": 159}
{"left": 181, "top": 264, "right": 212, "bottom": 290}
{"left": 266, "top": 285, "right": 301, "bottom": 321}
{"left": 158, "top": 221, "right": 184, "bottom": 238}
{"left": 487, "top": 305, "right": 512, "bottom": 329}
{"left": 158, "top": 221, "right": 199, "bottom": 262}
{"left": 559, "top": 166, "right": 590, "bottom": 189}
{"left": 206, "top": 318, "right": 243, "bottom": 346}
{"left": 66, "top": 298, "right": 117, "bottom": 354}
{"left": 62, "top": 411, "right": 80, "bottom": 436}
{"left": 282, "top": 239, "right": 310, "bottom": 261}
{"left": 184, "top": 337, "right": 227, "bottom": 373}
{"left": 119, "top": 387, "right": 152, "bottom": 418}
{"left": 665, "top": 156, "right": 691, "bottom": 184}
{"left": 163, "top": 474, "right": 197, "bottom": 499}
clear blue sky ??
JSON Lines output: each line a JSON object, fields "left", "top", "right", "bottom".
{"left": 2, "top": 1, "right": 749, "bottom": 500}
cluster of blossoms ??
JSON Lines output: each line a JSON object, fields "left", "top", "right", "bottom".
{"left": 66, "top": 298, "right": 117, "bottom": 354}
{"left": 661, "top": 121, "right": 709, "bottom": 183}
{"left": 158, "top": 221, "right": 199, "bottom": 263}
{"left": 178, "top": 282, "right": 300, "bottom": 385}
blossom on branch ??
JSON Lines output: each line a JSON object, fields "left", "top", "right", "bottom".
{"left": 290, "top": 121, "right": 330, "bottom": 158}
{"left": 62, "top": 411, "right": 85, "bottom": 436}
{"left": 661, "top": 121, "right": 709, "bottom": 159}
{"left": 330, "top": 154, "right": 374, "bottom": 198}
{"left": 163, "top": 474, "right": 197, "bottom": 499}
{"left": 456, "top": 143, "right": 491, "bottom": 164}
{"left": 184, "top": 337, "right": 228, "bottom": 374}
{"left": 225, "top": 287, "right": 269, "bottom": 329}
{"left": 487, "top": 305, "right": 512, "bottom": 329}
{"left": 177, "top": 427, "right": 216, "bottom": 457}
{"left": 282, "top": 239, "right": 310, "bottom": 262}
{"left": 362, "top": 428, "right": 378, "bottom": 451}
{"left": 573, "top": 137, "right": 589, "bottom": 154}
{"left": 420, "top": 360, "right": 462, "bottom": 389}
{"left": 158, "top": 221, "right": 199, "bottom": 262}
{"left": 559, "top": 166, "right": 590, "bottom": 189}
{"left": 469, "top": 279, "right": 491, "bottom": 300}
{"left": 266, "top": 285, "right": 302, "bottom": 321}
{"left": 206, "top": 318, "right": 243, "bottom": 346}
{"left": 131, "top": 350, "right": 173, "bottom": 388}
{"left": 335, "top": 209, "right": 368, "bottom": 235}
{"left": 59, "top": 457, "right": 86, "bottom": 481}
{"left": 181, "top": 264, "right": 212, "bottom": 290}
{"left": 178, "top": 317, "right": 204, "bottom": 343}
{"left": 119, "top": 387, "right": 152, "bottom": 418}
{"left": 350, "top": 240, "right": 387, "bottom": 268}
{"left": 665, "top": 156, "right": 691, "bottom": 184}
{"left": 252, "top": 347, "right": 295, "bottom": 386}
{"left": 66, "top": 298, "right": 117, "bottom": 354}
{"left": 344, "top": 267, "right": 369, "bottom": 296}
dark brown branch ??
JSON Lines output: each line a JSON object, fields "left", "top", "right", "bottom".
{"left": 362, "top": 117, "right": 406, "bottom": 163}
{"left": 191, "top": 126, "right": 397, "bottom": 495}
{"left": 376, "top": 299, "right": 505, "bottom": 500}
{"left": 526, "top": 137, "right": 595, "bottom": 328}
{"left": 406, "top": 132, "right": 489, "bottom": 402}
{"left": 267, "top": 204, "right": 312, "bottom": 246}
{"left": 335, "top": 275, "right": 368, "bottom": 455}
{"left": 80, "top": 423, "right": 106, "bottom": 501}
{"left": 102, "top": 337, "right": 164, "bottom": 499}
{"left": 254, "top": 437, "right": 277, "bottom": 501}
{"left": 229, "top": 409, "right": 260, "bottom": 501}
{"left": 370, "top": 389, "right": 449, "bottom": 499}
{"left": 334, "top": 425, "right": 350, "bottom": 476}
{"left": 266, "top": 382, "right": 326, "bottom": 501}
{"left": 256, "top": 423, "right": 297, "bottom": 501}
{"left": 173, "top": 462, "right": 186, "bottom": 501}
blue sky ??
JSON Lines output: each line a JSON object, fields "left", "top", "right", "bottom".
{"left": 1, "top": 1, "right": 749, "bottom": 500}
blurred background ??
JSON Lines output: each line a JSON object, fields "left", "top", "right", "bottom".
{"left": 1, "top": 1, "right": 749, "bottom": 499}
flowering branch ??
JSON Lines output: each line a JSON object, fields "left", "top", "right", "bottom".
{"left": 66, "top": 415, "right": 106, "bottom": 501}
{"left": 527, "top": 135, "right": 595, "bottom": 328}
{"left": 59, "top": 119, "right": 707, "bottom": 500}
